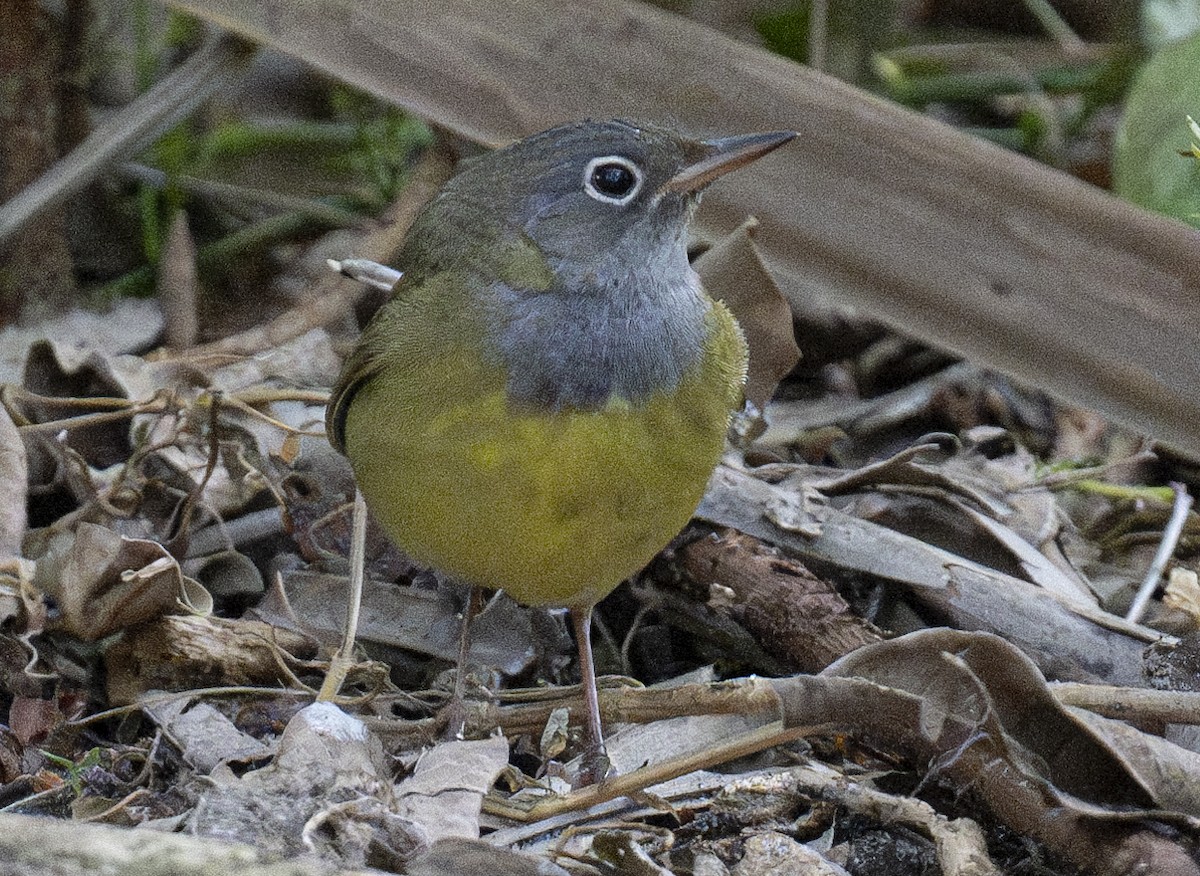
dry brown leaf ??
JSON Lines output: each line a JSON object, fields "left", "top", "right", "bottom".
{"left": 182, "top": 549, "right": 264, "bottom": 605}
{"left": 142, "top": 698, "right": 273, "bottom": 774}
{"left": 37, "top": 523, "right": 196, "bottom": 641}
{"left": 821, "top": 629, "right": 1156, "bottom": 808}
{"left": 262, "top": 569, "right": 536, "bottom": 676}
{"left": 601, "top": 713, "right": 775, "bottom": 778}
{"left": 0, "top": 299, "right": 163, "bottom": 385}
{"left": 1163, "top": 567, "right": 1200, "bottom": 627}
{"left": 164, "top": 0, "right": 1200, "bottom": 461}
{"left": 8, "top": 695, "right": 63, "bottom": 746}
{"left": 765, "top": 629, "right": 1200, "bottom": 876}
{"left": 1066, "top": 707, "right": 1200, "bottom": 818}
{"left": 693, "top": 218, "right": 799, "bottom": 409}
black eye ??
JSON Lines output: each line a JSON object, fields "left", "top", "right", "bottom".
{"left": 583, "top": 156, "right": 643, "bottom": 204}
{"left": 592, "top": 163, "right": 635, "bottom": 197}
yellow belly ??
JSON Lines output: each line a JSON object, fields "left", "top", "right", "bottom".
{"left": 344, "top": 367, "right": 733, "bottom": 608}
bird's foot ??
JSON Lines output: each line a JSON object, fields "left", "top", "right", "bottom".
{"left": 574, "top": 744, "right": 613, "bottom": 788}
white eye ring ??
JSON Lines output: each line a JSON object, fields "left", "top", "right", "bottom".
{"left": 583, "top": 155, "right": 644, "bottom": 205}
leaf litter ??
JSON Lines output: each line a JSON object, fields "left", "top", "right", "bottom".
{"left": 4, "top": 23, "right": 1200, "bottom": 876}
{"left": 6, "top": 222, "right": 1200, "bottom": 875}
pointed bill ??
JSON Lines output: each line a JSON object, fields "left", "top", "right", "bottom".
{"left": 661, "top": 130, "right": 797, "bottom": 194}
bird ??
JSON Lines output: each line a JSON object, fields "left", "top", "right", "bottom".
{"left": 325, "top": 119, "right": 794, "bottom": 783}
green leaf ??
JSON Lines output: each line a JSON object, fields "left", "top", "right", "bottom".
{"left": 1113, "top": 31, "right": 1200, "bottom": 227}
{"left": 756, "top": 6, "right": 810, "bottom": 65}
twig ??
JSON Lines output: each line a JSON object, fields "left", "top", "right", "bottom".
{"left": 317, "top": 489, "right": 367, "bottom": 701}
{"left": 483, "top": 722, "right": 817, "bottom": 823}
{"left": 68, "top": 685, "right": 311, "bottom": 726}
{"left": 12, "top": 397, "right": 171, "bottom": 435}
{"left": 1126, "top": 481, "right": 1193, "bottom": 623}
{"left": 1020, "top": 0, "right": 1084, "bottom": 51}
{"left": 1052, "top": 682, "right": 1200, "bottom": 725}
{"left": 808, "top": 0, "right": 827, "bottom": 72}
{"left": 120, "top": 162, "right": 363, "bottom": 227}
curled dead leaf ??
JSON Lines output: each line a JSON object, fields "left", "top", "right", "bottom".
{"left": 768, "top": 629, "right": 1200, "bottom": 875}
{"left": 38, "top": 523, "right": 203, "bottom": 641}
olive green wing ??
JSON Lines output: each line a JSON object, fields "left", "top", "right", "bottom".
{"left": 325, "top": 286, "right": 413, "bottom": 454}
{"left": 325, "top": 268, "right": 482, "bottom": 454}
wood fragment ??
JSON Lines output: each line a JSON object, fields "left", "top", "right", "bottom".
{"left": 104, "top": 615, "right": 318, "bottom": 705}
{"left": 674, "top": 527, "right": 884, "bottom": 671}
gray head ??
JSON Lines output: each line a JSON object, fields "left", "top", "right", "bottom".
{"left": 406, "top": 120, "right": 795, "bottom": 285}
{"left": 397, "top": 120, "right": 795, "bottom": 410}
{"left": 453, "top": 120, "right": 704, "bottom": 272}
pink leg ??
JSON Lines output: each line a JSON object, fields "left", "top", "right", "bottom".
{"left": 571, "top": 604, "right": 609, "bottom": 785}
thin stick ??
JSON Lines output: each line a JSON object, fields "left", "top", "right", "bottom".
{"left": 317, "top": 489, "right": 367, "bottom": 700}
{"left": 1051, "top": 682, "right": 1200, "bottom": 725}
{"left": 1020, "top": 0, "right": 1083, "bottom": 51}
{"left": 484, "top": 722, "right": 816, "bottom": 823}
{"left": 444, "top": 584, "right": 483, "bottom": 740}
{"left": 1126, "top": 481, "right": 1193, "bottom": 623}
{"left": 14, "top": 398, "right": 170, "bottom": 434}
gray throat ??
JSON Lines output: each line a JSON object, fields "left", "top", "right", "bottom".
{"left": 484, "top": 268, "right": 709, "bottom": 411}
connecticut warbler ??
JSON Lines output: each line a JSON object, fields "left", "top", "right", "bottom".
{"left": 326, "top": 119, "right": 794, "bottom": 782}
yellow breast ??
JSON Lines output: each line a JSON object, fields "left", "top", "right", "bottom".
{"left": 341, "top": 299, "right": 746, "bottom": 609}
